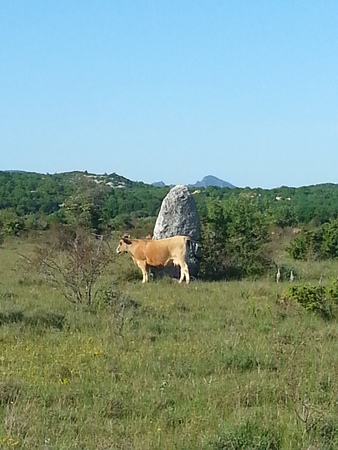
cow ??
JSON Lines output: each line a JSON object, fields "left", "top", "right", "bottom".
{"left": 116, "top": 235, "right": 191, "bottom": 284}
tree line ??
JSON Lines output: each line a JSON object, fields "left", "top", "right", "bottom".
{"left": 1, "top": 171, "right": 338, "bottom": 279}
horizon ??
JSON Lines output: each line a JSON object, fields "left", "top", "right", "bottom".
{"left": 1, "top": 1, "right": 338, "bottom": 189}
{"left": 2, "top": 169, "right": 337, "bottom": 191}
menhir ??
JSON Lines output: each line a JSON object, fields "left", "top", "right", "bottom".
{"left": 151, "top": 184, "right": 201, "bottom": 280}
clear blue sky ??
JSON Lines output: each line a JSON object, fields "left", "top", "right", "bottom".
{"left": 1, "top": 1, "right": 337, "bottom": 188}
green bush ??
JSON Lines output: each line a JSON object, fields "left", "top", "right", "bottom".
{"left": 288, "top": 282, "right": 338, "bottom": 319}
{"left": 0, "top": 209, "right": 25, "bottom": 236}
{"left": 321, "top": 219, "right": 338, "bottom": 258}
{"left": 200, "top": 195, "right": 272, "bottom": 280}
{"left": 327, "top": 279, "right": 338, "bottom": 306}
{"left": 288, "top": 218, "right": 338, "bottom": 261}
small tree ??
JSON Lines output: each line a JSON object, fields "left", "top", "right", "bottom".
{"left": 29, "top": 225, "right": 112, "bottom": 308}
{"left": 321, "top": 219, "right": 338, "bottom": 258}
{"left": 200, "top": 195, "right": 272, "bottom": 280}
{"left": 61, "top": 178, "right": 108, "bottom": 233}
{"left": 199, "top": 198, "right": 230, "bottom": 280}
{"left": 273, "top": 202, "right": 298, "bottom": 231}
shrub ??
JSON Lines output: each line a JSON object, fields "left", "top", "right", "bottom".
{"left": 287, "top": 282, "right": 338, "bottom": 319}
{"left": 287, "top": 218, "right": 338, "bottom": 261}
{"left": 26, "top": 225, "right": 112, "bottom": 308}
{"left": 0, "top": 209, "right": 25, "bottom": 236}
{"left": 321, "top": 219, "right": 338, "bottom": 258}
{"left": 200, "top": 195, "right": 272, "bottom": 280}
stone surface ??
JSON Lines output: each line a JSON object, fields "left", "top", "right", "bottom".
{"left": 151, "top": 184, "right": 201, "bottom": 279}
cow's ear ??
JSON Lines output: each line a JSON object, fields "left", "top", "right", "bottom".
{"left": 123, "top": 236, "right": 132, "bottom": 245}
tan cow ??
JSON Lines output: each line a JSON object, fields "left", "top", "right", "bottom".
{"left": 116, "top": 235, "right": 191, "bottom": 283}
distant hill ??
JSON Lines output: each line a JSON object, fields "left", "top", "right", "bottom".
{"left": 151, "top": 181, "right": 167, "bottom": 188}
{"left": 152, "top": 175, "right": 235, "bottom": 189}
{"left": 5, "top": 170, "right": 37, "bottom": 174}
{"left": 5, "top": 171, "right": 234, "bottom": 190}
{"left": 188, "top": 175, "right": 236, "bottom": 189}
{"left": 3, "top": 170, "right": 142, "bottom": 189}
{"left": 82, "top": 172, "right": 134, "bottom": 188}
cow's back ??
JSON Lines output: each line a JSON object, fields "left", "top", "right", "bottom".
{"left": 144, "top": 236, "right": 186, "bottom": 266}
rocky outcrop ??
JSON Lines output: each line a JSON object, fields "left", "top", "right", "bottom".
{"left": 151, "top": 185, "right": 201, "bottom": 280}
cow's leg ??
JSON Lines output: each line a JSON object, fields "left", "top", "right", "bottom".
{"left": 179, "top": 262, "right": 190, "bottom": 284}
{"left": 143, "top": 265, "right": 149, "bottom": 283}
{"left": 137, "top": 260, "right": 148, "bottom": 283}
{"left": 139, "top": 261, "right": 148, "bottom": 283}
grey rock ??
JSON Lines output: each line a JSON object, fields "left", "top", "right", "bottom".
{"left": 151, "top": 185, "right": 201, "bottom": 280}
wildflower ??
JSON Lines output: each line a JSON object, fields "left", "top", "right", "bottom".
{"left": 93, "top": 347, "right": 102, "bottom": 356}
{"left": 157, "top": 427, "right": 161, "bottom": 431}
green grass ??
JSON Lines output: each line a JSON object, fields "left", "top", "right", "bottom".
{"left": 0, "top": 237, "right": 337, "bottom": 449}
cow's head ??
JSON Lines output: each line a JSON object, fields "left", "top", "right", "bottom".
{"left": 116, "top": 235, "right": 132, "bottom": 253}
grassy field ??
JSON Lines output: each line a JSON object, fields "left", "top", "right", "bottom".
{"left": 0, "top": 236, "right": 337, "bottom": 449}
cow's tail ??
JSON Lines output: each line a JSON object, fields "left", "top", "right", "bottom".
{"left": 185, "top": 236, "right": 202, "bottom": 260}
{"left": 185, "top": 236, "right": 191, "bottom": 255}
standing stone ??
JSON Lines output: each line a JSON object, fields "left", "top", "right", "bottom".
{"left": 151, "top": 185, "right": 201, "bottom": 280}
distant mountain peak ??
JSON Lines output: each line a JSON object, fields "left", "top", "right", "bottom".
{"left": 151, "top": 181, "right": 167, "bottom": 188}
{"left": 188, "top": 175, "right": 235, "bottom": 189}
{"left": 151, "top": 175, "right": 235, "bottom": 189}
